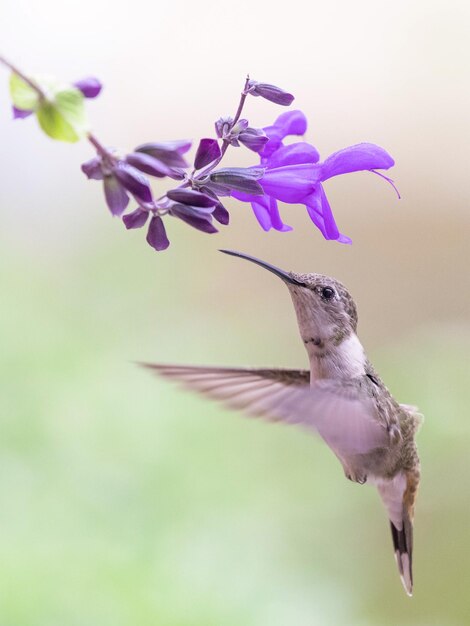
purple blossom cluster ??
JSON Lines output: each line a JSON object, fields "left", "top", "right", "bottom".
{"left": 6, "top": 60, "right": 398, "bottom": 252}
{"left": 80, "top": 77, "right": 397, "bottom": 250}
{"left": 233, "top": 110, "right": 397, "bottom": 242}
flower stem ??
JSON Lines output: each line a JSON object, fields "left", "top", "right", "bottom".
{"left": 194, "top": 75, "right": 251, "bottom": 180}
{"left": 0, "top": 54, "right": 46, "bottom": 99}
{"left": 221, "top": 74, "right": 250, "bottom": 158}
{"left": 87, "top": 132, "right": 110, "bottom": 158}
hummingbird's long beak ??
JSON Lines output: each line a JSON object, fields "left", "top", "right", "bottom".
{"left": 220, "top": 250, "right": 305, "bottom": 286}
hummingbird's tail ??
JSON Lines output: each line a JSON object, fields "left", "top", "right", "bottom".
{"left": 389, "top": 514, "right": 413, "bottom": 596}
{"left": 376, "top": 471, "right": 419, "bottom": 596}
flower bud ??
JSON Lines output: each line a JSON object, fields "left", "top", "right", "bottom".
{"left": 209, "top": 167, "right": 265, "bottom": 195}
{"left": 215, "top": 116, "right": 233, "bottom": 139}
{"left": 136, "top": 141, "right": 191, "bottom": 168}
{"left": 167, "top": 188, "right": 218, "bottom": 208}
{"left": 212, "top": 203, "right": 230, "bottom": 225}
{"left": 125, "top": 152, "right": 174, "bottom": 178}
{"left": 73, "top": 77, "right": 103, "bottom": 99}
{"left": 238, "top": 127, "right": 269, "bottom": 153}
{"left": 194, "top": 138, "right": 221, "bottom": 170}
{"left": 247, "top": 80, "right": 294, "bottom": 106}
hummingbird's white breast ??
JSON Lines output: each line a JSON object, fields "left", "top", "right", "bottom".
{"left": 309, "top": 333, "right": 367, "bottom": 381}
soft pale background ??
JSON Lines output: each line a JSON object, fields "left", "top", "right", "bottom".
{"left": 1, "top": 1, "right": 469, "bottom": 624}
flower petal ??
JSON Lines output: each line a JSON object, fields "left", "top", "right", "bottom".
{"left": 125, "top": 152, "right": 174, "bottom": 178}
{"left": 171, "top": 206, "right": 218, "bottom": 233}
{"left": 212, "top": 203, "right": 230, "bottom": 225}
{"left": 321, "top": 143, "right": 394, "bottom": 181}
{"left": 147, "top": 215, "right": 170, "bottom": 251}
{"left": 306, "top": 185, "right": 352, "bottom": 244}
{"left": 260, "top": 164, "right": 320, "bottom": 202}
{"left": 167, "top": 188, "right": 218, "bottom": 207}
{"left": 337, "top": 233, "right": 352, "bottom": 244}
{"left": 81, "top": 157, "right": 103, "bottom": 180}
{"left": 12, "top": 105, "right": 33, "bottom": 119}
{"left": 272, "top": 110, "right": 308, "bottom": 136}
{"left": 249, "top": 195, "right": 273, "bottom": 231}
{"left": 267, "top": 196, "right": 292, "bottom": 232}
{"left": 260, "top": 110, "right": 308, "bottom": 157}
{"left": 267, "top": 142, "right": 320, "bottom": 168}
{"left": 194, "top": 138, "right": 221, "bottom": 170}
{"left": 103, "top": 175, "right": 129, "bottom": 216}
{"left": 136, "top": 141, "right": 191, "bottom": 168}
{"left": 123, "top": 208, "right": 149, "bottom": 229}
{"left": 238, "top": 128, "right": 269, "bottom": 153}
{"left": 304, "top": 185, "right": 342, "bottom": 241}
{"left": 113, "top": 162, "right": 153, "bottom": 203}
{"left": 232, "top": 191, "right": 292, "bottom": 232}
{"left": 165, "top": 140, "right": 192, "bottom": 155}
{"left": 73, "top": 77, "right": 103, "bottom": 99}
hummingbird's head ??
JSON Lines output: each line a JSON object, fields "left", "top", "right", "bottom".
{"left": 285, "top": 271, "right": 358, "bottom": 347}
{"left": 220, "top": 250, "right": 358, "bottom": 351}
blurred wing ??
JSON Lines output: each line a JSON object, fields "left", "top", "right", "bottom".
{"left": 274, "top": 380, "right": 390, "bottom": 456}
{"left": 142, "top": 364, "right": 310, "bottom": 414}
{"left": 143, "top": 363, "right": 389, "bottom": 456}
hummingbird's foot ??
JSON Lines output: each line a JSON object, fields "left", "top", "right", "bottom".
{"left": 344, "top": 469, "right": 367, "bottom": 484}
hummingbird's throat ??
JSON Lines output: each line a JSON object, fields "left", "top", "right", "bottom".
{"left": 305, "top": 332, "right": 367, "bottom": 381}
{"left": 286, "top": 284, "right": 366, "bottom": 380}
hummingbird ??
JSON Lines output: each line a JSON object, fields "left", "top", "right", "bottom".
{"left": 144, "top": 249, "right": 422, "bottom": 596}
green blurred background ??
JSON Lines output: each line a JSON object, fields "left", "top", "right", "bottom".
{"left": 1, "top": 0, "right": 470, "bottom": 624}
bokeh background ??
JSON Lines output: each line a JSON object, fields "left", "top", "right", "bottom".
{"left": 1, "top": 0, "right": 470, "bottom": 624}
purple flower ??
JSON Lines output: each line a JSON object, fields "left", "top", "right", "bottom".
{"left": 82, "top": 136, "right": 193, "bottom": 217}
{"left": 215, "top": 117, "right": 269, "bottom": 153}
{"left": 169, "top": 204, "right": 218, "bottom": 233}
{"left": 12, "top": 75, "right": 103, "bottom": 120}
{"left": 232, "top": 110, "right": 397, "bottom": 242}
{"left": 166, "top": 187, "right": 220, "bottom": 234}
{"left": 82, "top": 136, "right": 225, "bottom": 251}
{"left": 166, "top": 188, "right": 219, "bottom": 207}
{"left": 82, "top": 153, "right": 153, "bottom": 216}
{"left": 135, "top": 140, "right": 192, "bottom": 169}
{"left": 125, "top": 152, "right": 183, "bottom": 179}
{"left": 73, "top": 77, "right": 103, "bottom": 99}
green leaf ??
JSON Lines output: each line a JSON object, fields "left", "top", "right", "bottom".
{"left": 36, "top": 87, "right": 89, "bottom": 143}
{"left": 9, "top": 73, "right": 40, "bottom": 111}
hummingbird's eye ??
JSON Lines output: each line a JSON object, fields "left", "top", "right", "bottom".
{"left": 321, "top": 286, "right": 335, "bottom": 300}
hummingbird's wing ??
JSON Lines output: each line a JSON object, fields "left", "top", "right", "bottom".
{"left": 143, "top": 364, "right": 390, "bottom": 457}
